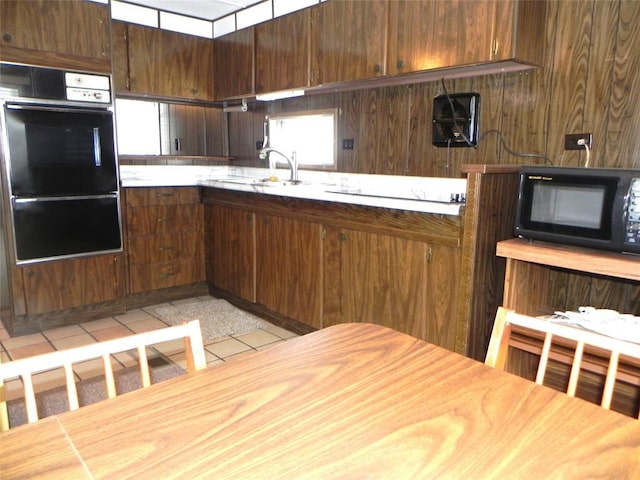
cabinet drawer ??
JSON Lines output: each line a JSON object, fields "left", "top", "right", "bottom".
{"left": 127, "top": 204, "right": 203, "bottom": 236}
{"left": 129, "top": 258, "right": 205, "bottom": 293}
{"left": 126, "top": 187, "right": 200, "bottom": 207}
{"left": 128, "top": 232, "right": 204, "bottom": 265}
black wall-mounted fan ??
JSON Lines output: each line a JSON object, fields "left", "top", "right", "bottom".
{"left": 432, "top": 93, "right": 480, "bottom": 147}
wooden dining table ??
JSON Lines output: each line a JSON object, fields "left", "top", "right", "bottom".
{"left": 2, "top": 323, "right": 639, "bottom": 479}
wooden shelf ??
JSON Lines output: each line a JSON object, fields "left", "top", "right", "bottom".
{"left": 497, "top": 238, "right": 640, "bottom": 282}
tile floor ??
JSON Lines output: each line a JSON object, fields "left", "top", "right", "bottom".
{"left": 0, "top": 295, "right": 298, "bottom": 402}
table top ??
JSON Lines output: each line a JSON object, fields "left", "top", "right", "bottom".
{"left": 2, "top": 323, "right": 639, "bottom": 479}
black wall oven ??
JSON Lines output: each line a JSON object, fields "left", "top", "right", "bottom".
{"left": 1, "top": 63, "right": 122, "bottom": 264}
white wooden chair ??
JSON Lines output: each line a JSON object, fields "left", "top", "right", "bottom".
{"left": 0, "top": 319, "right": 206, "bottom": 431}
{"left": 485, "top": 307, "right": 640, "bottom": 419}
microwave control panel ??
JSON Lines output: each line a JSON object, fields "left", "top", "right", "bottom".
{"left": 624, "top": 177, "right": 640, "bottom": 249}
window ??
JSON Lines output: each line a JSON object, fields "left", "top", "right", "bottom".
{"left": 267, "top": 109, "right": 337, "bottom": 169}
{"left": 115, "top": 99, "right": 161, "bottom": 155}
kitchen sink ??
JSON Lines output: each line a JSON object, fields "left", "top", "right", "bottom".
{"left": 212, "top": 177, "right": 308, "bottom": 187}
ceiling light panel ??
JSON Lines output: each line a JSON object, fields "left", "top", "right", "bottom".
{"left": 123, "top": 0, "right": 264, "bottom": 21}
{"left": 160, "top": 11, "right": 213, "bottom": 38}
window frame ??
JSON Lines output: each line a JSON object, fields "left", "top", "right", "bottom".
{"left": 266, "top": 108, "right": 338, "bottom": 171}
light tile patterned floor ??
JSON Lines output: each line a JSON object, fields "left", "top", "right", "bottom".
{"left": 0, "top": 296, "right": 298, "bottom": 401}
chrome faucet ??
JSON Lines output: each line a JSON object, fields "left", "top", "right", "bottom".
{"left": 259, "top": 147, "right": 299, "bottom": 183}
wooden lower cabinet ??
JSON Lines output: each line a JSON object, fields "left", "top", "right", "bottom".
{"left": 203, "top": 190, "right": 462, "bottom": 348}
{"left": 125, "top": 187, "right": 205, "bottom": 295}
{"left": 20, "top": 254, "right": 123, "bottom": 316}
{"left": 323, "top": 227, "right": 459, "bottom": 349}
{"left": 255, "top": 214, "right": 323, "bottom": 329}
{"left": 205, "top": 205, "right": 256, "bottom": 301}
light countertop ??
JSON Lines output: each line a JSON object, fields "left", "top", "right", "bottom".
{"left": 119, "top": 165, "right": 467, "bottom": 216}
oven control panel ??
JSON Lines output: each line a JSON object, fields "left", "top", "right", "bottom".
{"left": 0, "top": 63, "right": 112, "bottom": 105}
{"left": 66, "top": 87, "right": 111, "bottom": 103}
{"left": 65, "top": 72, "right": 110, "bottom": 104}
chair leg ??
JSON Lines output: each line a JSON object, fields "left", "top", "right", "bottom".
{"left": 0, "top": 371, "right": 8, "bottom": 432}
{"left": 601, "top": 351, "right": 620, "bottom": 410}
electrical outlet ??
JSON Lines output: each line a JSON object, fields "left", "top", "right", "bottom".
{"left": 565, "top": 133, "right": 593, "bottom": 150}
{"left": 343, "top": 138, "right": 355, "bottom": 150}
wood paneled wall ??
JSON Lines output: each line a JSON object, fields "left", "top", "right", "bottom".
{"left": 228, "top": 0, "right": 640, "bottom": 176}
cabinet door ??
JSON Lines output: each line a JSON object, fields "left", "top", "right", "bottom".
{"left": 255, "top": 10, "right": 310, "bottom": 93}
{"left": 323, "top": 227, "right": 430, "bottom": 340}
{"left": 204, "top": 107, "right": 226, "bottom": 157}
{"left": 205, "top": 205, "right": 256, "bottom": 301}
{"left": 255, "top": 214, "right": 323, "bottom": 329}
{"left": 126, "top": 24, "right": 213, "bottom": 99}
{"left": 161, "top": 29, "right": 214, "bottom": 100}
{"left": 213, "top": 28, "right": 255, "bottom": 99}
{"left": 164, "top": 104, "right": 206, "bottom": 156}
{"left": 21, "top": 255, "right": 124, "bottom": 315}
{"left": 112, "top": 21, "right": 130, "bottom": 92}
{"left": 310, "top": 0, "right": 387, "bottom": 85}
{"left": 388, "top": 0, "right": 497, "bottom": 75}
{"left": 492, "top": 0, "right": 546, "bottom": 64}
{"left": 126, "top": 23, "right": 163, "bottom": 95}
{"left": 0, "top": 0, "right": 110, "bottom": 69}
{"left": 424, "top": 244, "right": 460, "bottom": 351}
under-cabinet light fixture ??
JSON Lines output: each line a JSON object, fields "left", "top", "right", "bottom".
{"left": 255, "top": 89, "right": 305, "bottom": 101}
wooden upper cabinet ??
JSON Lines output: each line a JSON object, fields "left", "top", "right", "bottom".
{"left": 310, "top": 0, "right": 387, "bottom": 86}
{"left": 492, "top": 0, "right": 547, "bottom": 65}
{"left": 0, "top": 0, "right": 110, "bottom": 72}
{"left": 213, "top": 28, "right": 255, "bottom": 100}
{"left": 114, "top": 22, "right": 213, "bottom": 100}
{"left": 161, "top": 29, "right": 214, "bottom": 100}
{"left": 112, "top": 21, "right": 130, "bottom": 92}
{"left": 388, "top": 0, "right": 546, "bottom": 76}
{"left": 255, "top": 10, "right": 310, "bottom": 93}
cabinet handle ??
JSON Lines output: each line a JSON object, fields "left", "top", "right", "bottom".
{"left": 159, "top": 246, "right": 174, "bottom": 251}
{"left": 160, "top": 272, "right": 176, "bottom": 278}
{"left": 339, "top": 233, "right": 347, "bottom": 242}
{"left": 175, "top": 137, "right": 182, "bottom": 151}
{"left": 396, "top": 59, "right": 405, "bottom": 69}
{"left": 157, "top": 192, "right": 175, "bottom": 197}
{"left": 373, "top": 64, "right": 382, "bottom": 73}
{"left": 113, "top": 256, "right": 119, "bottom": 289}
{"left": 2, "top": 33, "right": 12, "bottom": 43}
{"left": 157, "top": 217, "right": 169, "bottom": 222}
{"left": 427, "top": 247, "right": 433, "bottom": 264}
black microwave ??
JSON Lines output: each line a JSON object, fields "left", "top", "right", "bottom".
{"left": 514, "top": 166, "right": 640, "bottom": 254}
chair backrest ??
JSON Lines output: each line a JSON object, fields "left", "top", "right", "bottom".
{"left": 0, "top": 319, "right": 206, "bottom": 431}
{"left": 485, "top": 307, "right": 640, "bottom": 419}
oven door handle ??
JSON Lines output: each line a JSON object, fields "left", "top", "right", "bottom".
{"left": 12, "top": 194, "right": 118, "bottom": 204}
